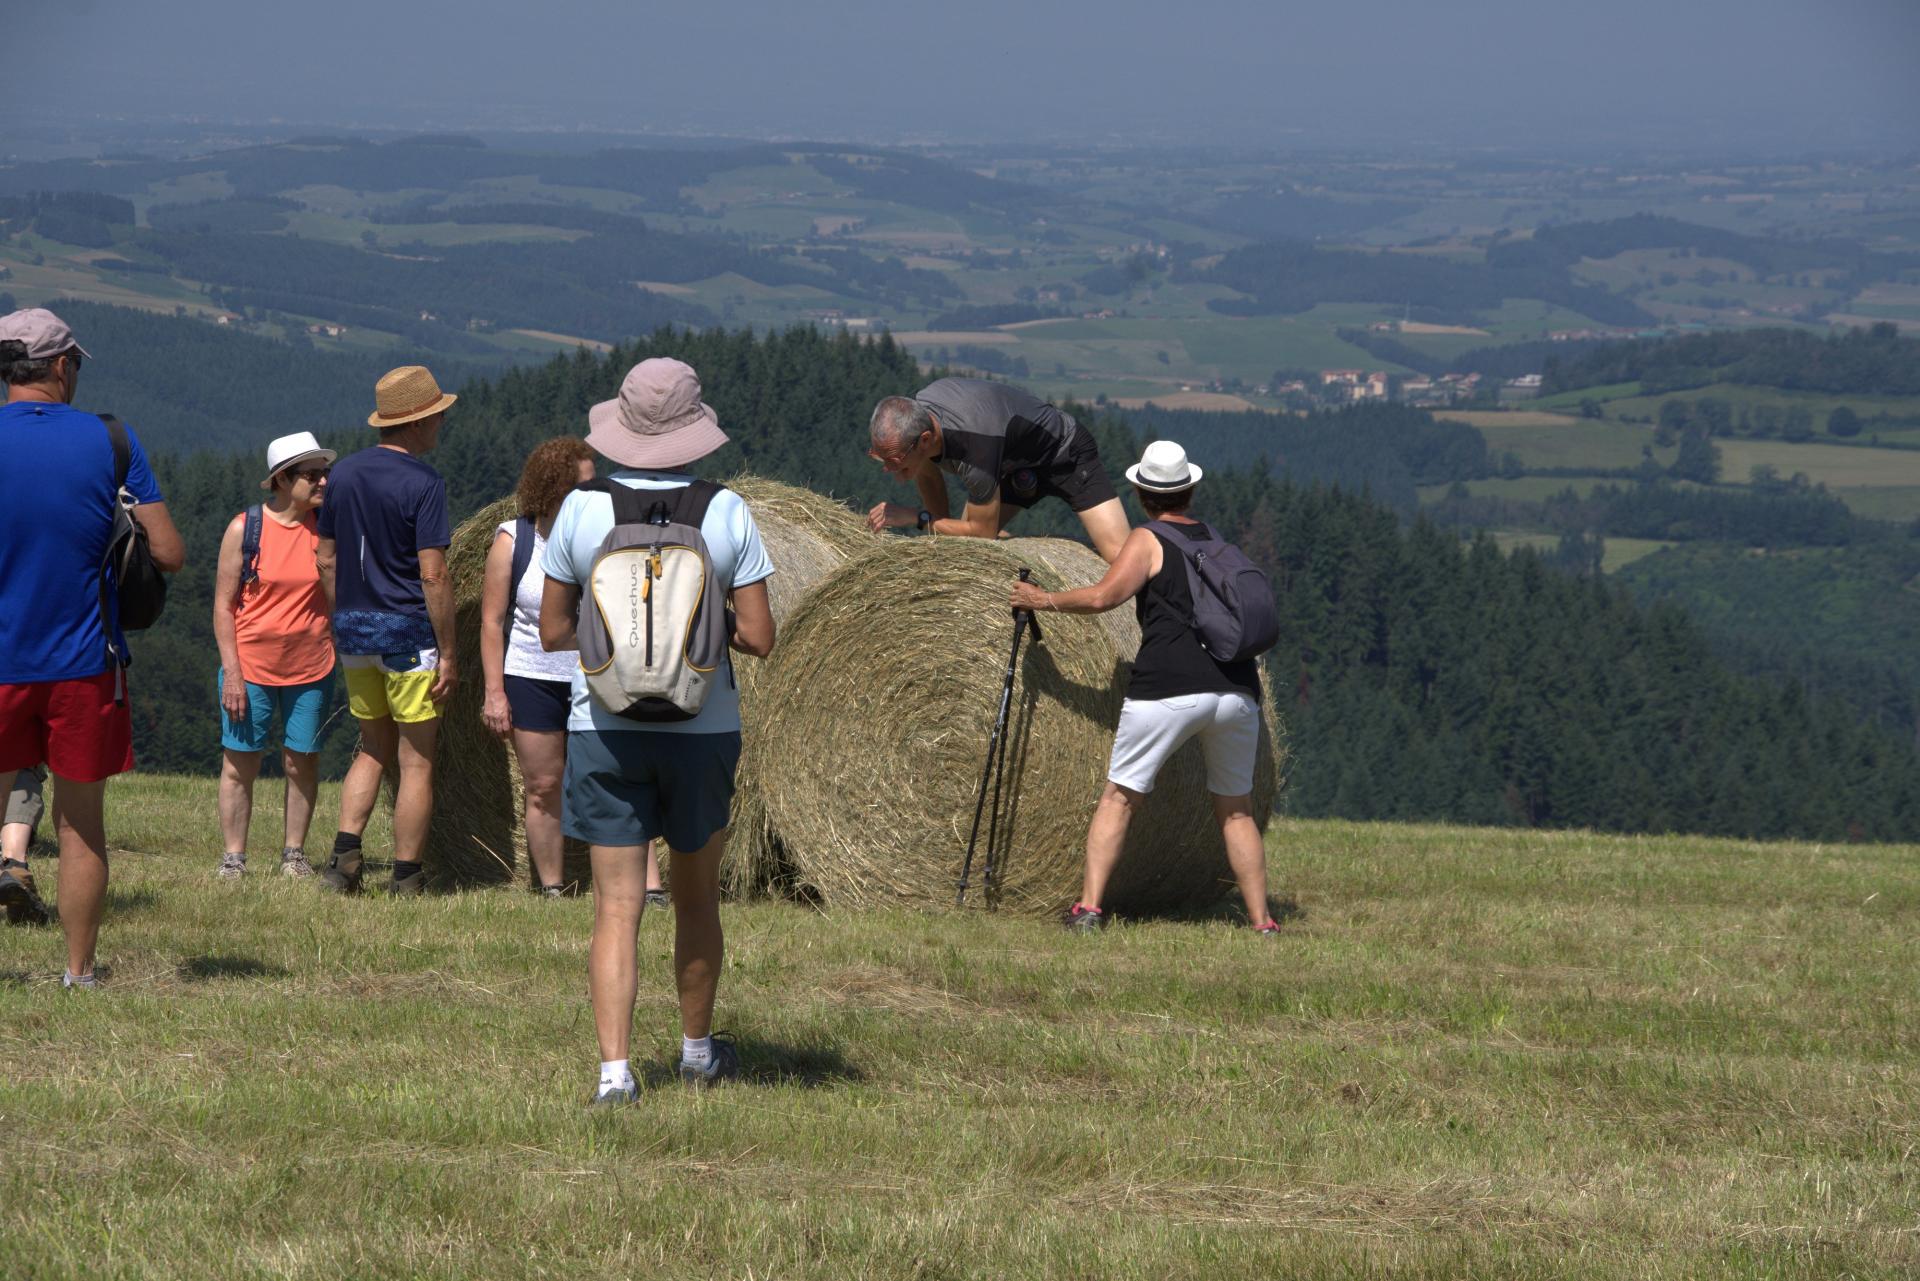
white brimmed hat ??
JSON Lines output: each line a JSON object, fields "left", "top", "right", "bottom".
{"left": 261, "top": 431, "right": 337, "bottom": 490}
{"left": 1125, "top": 439, "right": 1203, "bottom": 492}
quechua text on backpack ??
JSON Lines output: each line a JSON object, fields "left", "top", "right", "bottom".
{"left": 575, "top": 479, "right": 730, "bottom": 721}
{"left": 1147, "top": 519, "right": 1279, "bottom": 663}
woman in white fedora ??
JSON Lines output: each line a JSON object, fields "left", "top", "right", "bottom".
{"left": 1010, "top": 438, "right": 1279, "bottom": 934}
{"left": 209, "top": 431, "right": 339, "bottom": 879}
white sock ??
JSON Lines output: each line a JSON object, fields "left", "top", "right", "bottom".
{"left": 681, "top": 1035, "right": 712, "bottom": 1068}
{"left": 597, "top": 1059, "right": 632, "bottom": 1093}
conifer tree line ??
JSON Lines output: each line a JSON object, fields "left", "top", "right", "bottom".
{"left": 126, "top": 326, "right": 1920, "bottom": 840}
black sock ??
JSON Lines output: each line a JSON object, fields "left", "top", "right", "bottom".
{"left": 392, "top": 859, "right": 423, "bottom": 881}
{"left": 331, "top": 832, "right": 363, "bottom": 860}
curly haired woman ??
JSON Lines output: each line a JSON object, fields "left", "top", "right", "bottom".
{"left": 480, "top": 438, "right": 663, "bottom": 900}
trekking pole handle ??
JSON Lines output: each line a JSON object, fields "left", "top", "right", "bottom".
{"left": 1014, "top": 567, "right": 1042, "bottom": 643}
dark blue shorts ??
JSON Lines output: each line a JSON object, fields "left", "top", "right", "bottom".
{"left": 503, "top": 675, "right": 571, "bottom": 733}
{"left": 562, "top": 729, "right": 740, "bottom": 853}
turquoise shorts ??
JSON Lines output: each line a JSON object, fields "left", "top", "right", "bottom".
{"left": 217, "top": 669, "right": 336, "bottom": 755}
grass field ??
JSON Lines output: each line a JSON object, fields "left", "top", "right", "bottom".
{"left": 1, "top": 774, "right": 1916, "bottom": 1278}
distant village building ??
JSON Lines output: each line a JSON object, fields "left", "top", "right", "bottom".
{"left": 1501, "top": 373, "right": 1544, "bottom": 402}
{"left": 214, "top": 312, "right": 241, "bottom": 326}
{"left": 306, "top": 322, "right": 347, "bottom": 338}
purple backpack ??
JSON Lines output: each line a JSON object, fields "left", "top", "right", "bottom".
{"left": 1148, "top": 520, "right": 1279, "bottom": 663}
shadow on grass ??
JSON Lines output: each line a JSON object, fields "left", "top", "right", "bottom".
{"left": 104, "top": 887, "right": 161, "bottom": 914}
{"left": 640, "top": 1034, "right": 863, "bottom": 1090}
{"left": 1130, "top": 892, "right": 1306, "bottom": 930}
{"left": 177, "top": 954, "right": 292, "bottom": 982}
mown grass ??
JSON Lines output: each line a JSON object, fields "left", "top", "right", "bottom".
{"left": 1, "top": 774, "right": 1916, "bottom": 1279}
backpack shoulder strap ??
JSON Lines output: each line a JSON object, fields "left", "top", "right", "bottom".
{"left": 508, "top": 516, "right": 535, "bottom": 593}
{"left": 100, "top": 413, "right": 129, "bottom": 493}
{"left": 239, "top": 505, "right": 265, "bottom": 586}
{"left": 1145, "top": 518, "right": 1194, "bottom": 550}
{"left": 669, "top": 479, "right": 725, "bottom": 531}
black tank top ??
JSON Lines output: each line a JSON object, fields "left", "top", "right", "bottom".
{"left": 1128, "top": 522, "right": 1262, "bottom": 702}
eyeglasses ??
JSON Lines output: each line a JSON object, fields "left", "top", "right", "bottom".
{"left": 292, "top": 467, "right": 331, "bottom": 483}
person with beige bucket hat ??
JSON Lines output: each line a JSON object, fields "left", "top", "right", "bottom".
{"left": 536, "top": 357, "right": 777, "bottom": 1103}
{"left": 314, "top": 366, "right": 458, "bottom": 896}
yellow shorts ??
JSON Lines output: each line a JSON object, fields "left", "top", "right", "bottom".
{"left": 341, "top": 649, "right": 441, "bottom": 724}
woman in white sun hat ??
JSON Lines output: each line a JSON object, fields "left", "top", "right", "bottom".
{"left": 1010, "top": 438, "right": 1280, "bottom": 936}
{"left": 209, "top": 431, "right": 339, "bottom": 880}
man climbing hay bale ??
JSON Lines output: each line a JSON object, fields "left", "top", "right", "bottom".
{"left": 865, "top": 377, "right": 1130, "bottom": 563}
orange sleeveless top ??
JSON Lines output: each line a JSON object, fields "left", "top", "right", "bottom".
{"left": 233, "top": 512, "right": 335, "bottom": 686}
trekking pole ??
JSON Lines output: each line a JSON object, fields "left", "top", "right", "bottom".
{"left": 957, "top": 568, "right": 1043, "bottom": 907}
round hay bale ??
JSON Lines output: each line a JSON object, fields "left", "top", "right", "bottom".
{"left": 748, "top": 535, "right": 1285, "bottom": 916}
{"left": 718, "top": 476, "right": 871, "bottom": 897}
{"left": 423, "top": 478, "right": 871, "bottom": 890}
{"left": 420, "top": 495, "right": 531, "bottom": 888}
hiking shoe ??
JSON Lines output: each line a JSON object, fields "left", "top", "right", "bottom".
{"left": 217, "top": 852, "right": 246, "bottom": 880}
{"left": 280, "top": 849, "right": 315, "bottom": 878}
{"left": 539, "top": 884, "right": 567, "bottom": 900}
{"left": 679, "top": 1033, "right": 741, "bottom": 1088}
{"left": 61, "top": 970, "right": 98, "bottom": 990}
{"left": 1065, "top": 903, "right": 1106, "bottom": 933}
{"left": 644, "top": 889, "right": 669, "bottom": 909}
{"left": 0, "top": 867, "right": 52, "bottom": 927}
{"left": 316, "top": 854, "right": 363, "bottom": 895}
{"left": 1254, "top": 918, "right": 1282, "bottom": 936}
{"left": 388, "top": 868, "right": 427, "bottom": 897}
{"left": 586, "top": 1083, "right": 637, "bottom": 1110}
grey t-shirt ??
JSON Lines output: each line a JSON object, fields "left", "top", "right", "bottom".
{"left": 915, "top": 378, "right": 1079, "bottom": 505}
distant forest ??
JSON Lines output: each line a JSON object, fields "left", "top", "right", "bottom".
{"left": 1193, "top": 224, "right": 1653, "bottom": 326}
{"left": 107, "top": 325, "right": 1920, "bottom": 842}
{"left": 1544, "top": 323, "right": 1920, "bottom": 397}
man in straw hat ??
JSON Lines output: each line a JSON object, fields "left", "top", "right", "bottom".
{"left": 866, "top": 376, "right": 1130, "bottom": 563}
{"left": 537, "top": 356, "right": 776, "bottom": 1105}
{"left": 0, "top": 307, "right": 186, "bottom": 987}
{"left": 314, "top": 366, "right": 457, "bottom": 896}
{"left": 1009, "top": 439, "right": 1281, "bottom": 936}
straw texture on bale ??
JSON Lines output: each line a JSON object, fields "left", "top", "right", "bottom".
{"left": 420, "top": 495, "right": 533, "bottom": 887}
{"left": 716, "top": 476, "right": 872, "bottom": 895}
{"left": 746, "top": 536, "right": 1285, "bottom": 916}
{"left": 423, "top": 477, "right": 871, "bottom": 889}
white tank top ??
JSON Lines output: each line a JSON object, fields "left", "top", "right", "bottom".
{"left": 497, "top": 521, "right": 579, "bottom": 683}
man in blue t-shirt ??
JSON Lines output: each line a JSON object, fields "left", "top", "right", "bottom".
{"left": 314, "top": 365, "right": 456, "bottom": 897}
{"left": 538, "top": 357, "right": 776, "bottom": 1105}
{"left": 0, "top": 308, "right": 185, "bottom": 987}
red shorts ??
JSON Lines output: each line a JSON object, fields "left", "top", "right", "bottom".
{"left": 0, "top": 671, "right": 135, "bottom": 783}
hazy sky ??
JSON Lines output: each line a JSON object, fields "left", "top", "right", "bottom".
{"left": 25, "top": 0, "right": 1920, "bottom": 150}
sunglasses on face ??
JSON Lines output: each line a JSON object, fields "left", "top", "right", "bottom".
{"left": 291, "top": 467, "right": 330, "bottom": 482}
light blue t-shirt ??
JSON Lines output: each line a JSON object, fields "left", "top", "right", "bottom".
{"left": 541, "top": 471, "right": 774, "bottom": 734}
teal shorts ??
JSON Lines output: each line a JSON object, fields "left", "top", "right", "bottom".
{"left": 562, "top": 729, "right": 740, "bottom": 853}
{"left": 217, "top": 669, "right": 336, "bottom": 755}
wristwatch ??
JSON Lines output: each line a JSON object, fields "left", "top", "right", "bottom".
{"left": 917, "top": 508, "right": 933, "bottom": 531}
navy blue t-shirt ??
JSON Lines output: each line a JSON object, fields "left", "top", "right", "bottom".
{"left": 316, "top": 445, "right": 450, "bottom": 655}
{"left": 0, "top": 402, "right": 163, "bottom": 683}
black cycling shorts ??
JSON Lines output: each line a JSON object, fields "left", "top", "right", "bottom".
{"left": 998, "top": 424, "right": 1118, "bottom": 513}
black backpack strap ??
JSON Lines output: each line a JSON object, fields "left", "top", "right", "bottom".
{"left": 669, "top": 479, "right": 725, "bottom": 529}
{"left": 97, "top": 415, "right": 132, "bottom": 693}
{"left": 600, "top": 477, "right": 725, "bottom": 529}
{"left": 239, "top": 504, "right": 264, "bottom": 586}
{"left": 506, "top": 516, "right": 535, "bottom": 637}
{"left": 100, "top": 413, "right": 130, "bottom": 494}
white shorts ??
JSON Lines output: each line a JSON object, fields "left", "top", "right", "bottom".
{"left": 1107, "top": 691, "right": 1260, "bottom": 797}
